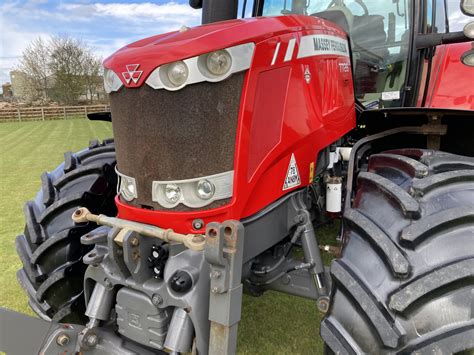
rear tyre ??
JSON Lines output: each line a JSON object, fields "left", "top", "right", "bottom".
{"left": 15, "top": 139, "right": 117, "bottom": 324}
{"left": 322, "top": 149, "right": 474, "bottom": 354}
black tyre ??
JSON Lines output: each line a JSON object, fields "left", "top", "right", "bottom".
{"left": 322, "top": 149, "right": 474, "bottom": 354}
{"left": 15, "top": 139, "right": 117, "bottom": 324}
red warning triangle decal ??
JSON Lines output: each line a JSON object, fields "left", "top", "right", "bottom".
{"left": 283, "top": 153, "right": 301, "bottom": 190}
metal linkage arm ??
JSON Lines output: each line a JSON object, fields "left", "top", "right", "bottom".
{"left": 204, "top": 221, "right": 244, "bottom": 355}
{"left": 72, "top": 207, "right": 205, "bottom": 251}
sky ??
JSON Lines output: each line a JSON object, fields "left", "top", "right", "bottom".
{"left": 0, "top": 0, "right": 202, "bottom": 86}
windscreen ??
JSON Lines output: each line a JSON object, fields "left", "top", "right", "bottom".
{"left": 262, "top": 0, "right": 413, "bottom": 109}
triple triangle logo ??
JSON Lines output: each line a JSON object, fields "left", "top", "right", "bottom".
{"left": 283, "top": 153, "right": 301, "bottom": 190}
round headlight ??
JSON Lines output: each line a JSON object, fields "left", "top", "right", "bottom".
{"left": 206, "top": 50, "right": 232, "bottom": 76}
{"left": 461, "top": 50, "right": 474, "bottom": 67}
{"left": 104, "top": 69, "right": 115, "bottom": 87}
{"left": 197, "top": 179, "right": 215, "bottom": 200}
{"left": 167, "top": 61, "right": 188, "bottom": 87}
{"left": 165, "top": 184, "right": 181, "bottom": 203}
{"left": 121, "top": 178, "right": 136, "bottom": 201}
{"left": 103, "top": 68, "right": 122, "bottom": 93}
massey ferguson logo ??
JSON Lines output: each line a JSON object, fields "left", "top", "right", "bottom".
{"left": 122, "top": 64, "right": 143, "bottom": 84}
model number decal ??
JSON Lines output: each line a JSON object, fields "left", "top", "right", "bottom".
{"left": 297, "top": 34, "right": 350, "bottom": 59}
{"left": 339, "top": 63, "right": 350, "bottom": 73}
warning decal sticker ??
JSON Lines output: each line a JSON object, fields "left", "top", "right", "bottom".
{"left": 283, "top": 154, "right": 301, "bottom": 190}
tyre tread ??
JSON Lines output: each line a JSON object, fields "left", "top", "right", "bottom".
{"left": 15, "top": 139, "right": 116, "bottom": 323}
{"left": 357, "top": 172, "right": 420, "bottom": 218}
{"left": 389, "top": 257, "right": 474, "bottom": 313}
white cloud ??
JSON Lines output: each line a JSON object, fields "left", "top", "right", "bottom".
{"left": 0, "top": 12, "right": 49, "bottom": 84}
{"left": 59, "top": 2, "right": 200, "bottom": 24}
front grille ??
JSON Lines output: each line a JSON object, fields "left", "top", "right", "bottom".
{"left": 110, "top": 73, "right": 244, "bottom": 210}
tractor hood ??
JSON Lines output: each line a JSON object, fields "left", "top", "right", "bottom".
{"left": 103, "top": 15, "right": 343, "bottom": 88}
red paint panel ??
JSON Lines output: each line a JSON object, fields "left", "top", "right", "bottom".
{"left": 425, "top": 42, "right": 474, "bottom": 110}
{"left": 247, "top": 66, "right": 290, "bottom": 180}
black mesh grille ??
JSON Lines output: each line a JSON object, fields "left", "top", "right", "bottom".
{"left": 110, "top": 73, "right": 244, "bottom": 210}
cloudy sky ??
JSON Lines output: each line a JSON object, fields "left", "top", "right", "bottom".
{"left": 0, "top": 0, "right": 203, "bottom": 86}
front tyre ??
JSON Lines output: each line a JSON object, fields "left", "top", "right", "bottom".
{"left": 322, "top": 149, "right": 474, "bottom": 354}
{"left": 15, "top": 139, "right": 117, "bottom": 324}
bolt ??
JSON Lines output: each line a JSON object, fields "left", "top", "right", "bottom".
{"left": 74, "top": 209, "right": 83, "bottom": 217}
{"left": 295, "top": 215, "right": 305, "bottom": 224}
{"left": 85, "top": 333, "right": 99, "bottom": 347}
{"left": 211, "top": 287, "right": 218, "bottom": 294}
{"left": 317, "top": 297, "right": 330, "bottom": 313}
{"left": 104, "top": 278, "right": 113, "bottom": 290}
{"left": 56, "top": 333, "right": 70, "bottom": 346}
{"left": 192, "top": 219, "right": 204, "bottom": 230}
{"left": 281, "top": 274, "right": 291, "bottom": 285}
{"left": 210, "top": 270, "right": 221, "bottom": 280}
{"left": 132, "top": 250, "right": 140, "bottom": 261}
{"left": 129, "top": 236, "right": 139, "bottom": 247}
{"left": 151, "top": 294, "right": 163, "bottom": 307}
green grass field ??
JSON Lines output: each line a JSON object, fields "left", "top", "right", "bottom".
{"left": 0, "top": 119, "right": 336, "bottom": 354}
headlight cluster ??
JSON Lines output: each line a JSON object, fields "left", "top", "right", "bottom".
{"left": 103, "top": 42, "right": 254, "bottom": 93}
{"left": 116, "top": 168, "right": 137, "bottom": 201}
{"left": 153, "top": 171, "right": 234, "bottom": 208}
{"left": 103, "top": 68, "right": 123, "bottom": 93}
{"left": 145, "top": 42, "right": 255, "bottom": 91}
{"left": 115, "top": 169, "right": 234, "bottom": 209}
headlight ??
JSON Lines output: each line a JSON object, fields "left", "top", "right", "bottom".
{"left": 196, "top": 179, "right": 215, "bottom": 200}
{"left": 166, "top": 61, "right": 189, "bottom": 87}
{"left": 103, "top": 68, "right": 123, "bottom": 93}
{"left": 206, "top": 50, "right": 232, "bottom": 76}
{"left": 146, "top": 42, "right": 255, "bottom": 91}
{"left": 164, "top": 184, "right": 182, "bottom": 203}
{"left": 152, "top": 171, "right": 234, "bottom": 208}
{"left": 461, "top": 49, "right": 474, "bottom": 67}
{"left": 116, "top": 169, "right": 137, "bottom": 201}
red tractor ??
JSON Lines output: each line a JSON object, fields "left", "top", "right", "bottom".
{"left": 2, "top": 0, "right": 474, "bottom": 354}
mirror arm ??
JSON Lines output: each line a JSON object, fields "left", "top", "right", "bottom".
{"left": 416, "top": 31, "right": 470, "bottom": 49}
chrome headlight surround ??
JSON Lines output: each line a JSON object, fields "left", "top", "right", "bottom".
{"left": 145, "top": 42, "right": 255, "bottom": 91}
{"left": 116, "top": 168, "right": 137, "bottom": 201}
{"left": 152, "top": 171, "right": 234, "bottom": 208}
{"left": 103, "top": 68, "right": 123, "bottom": 93}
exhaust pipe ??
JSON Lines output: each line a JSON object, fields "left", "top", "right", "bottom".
{"left": 190, "top": 0, "right": 239, "bottom": 24}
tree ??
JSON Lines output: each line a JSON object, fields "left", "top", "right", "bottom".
{"left": 82, "top": 52, "right": 103, "bottom": 104}
{"left": 17, "top": 35, "right": 104, "bottom": 105}
{"left": 18, "top": 38, "right": 51, "bottom": 103}
{"left": 49, "top": 36, "right": 88, "bottom": 105}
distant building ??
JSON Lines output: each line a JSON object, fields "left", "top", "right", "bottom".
{"left": 10, "top": 71, "right": 29, "bottom": 100}
{"left": 2, "top": 82, "right": 13, "bottom": 98}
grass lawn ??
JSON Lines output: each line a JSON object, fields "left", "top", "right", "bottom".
{"left": 0, "top": 119, "right": 337, "bottom": 354}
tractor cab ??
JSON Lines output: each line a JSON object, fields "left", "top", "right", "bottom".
{"left": 245, "top": 0, "right": 474, "bottom": 110}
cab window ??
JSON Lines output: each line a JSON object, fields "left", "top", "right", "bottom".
{"left": 260, "top": 0, "right": 413, "bottom": 108}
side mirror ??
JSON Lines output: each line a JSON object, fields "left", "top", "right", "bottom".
{"left": 461, "top": 0, "right": 474, "bottom": 16}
